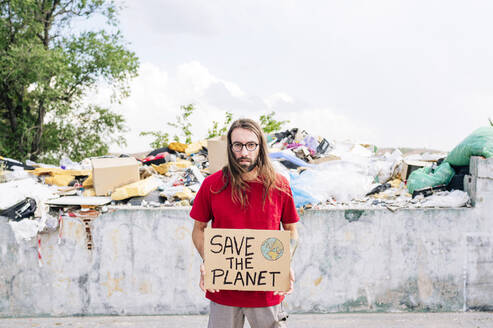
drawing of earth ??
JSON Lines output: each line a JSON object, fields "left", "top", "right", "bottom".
{"left": 261, "top": 237, "right": 284, "bottom": 261}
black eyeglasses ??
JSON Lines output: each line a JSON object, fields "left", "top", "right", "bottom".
{"left": 231, "top": 142, "right": 259, "bottom": 152}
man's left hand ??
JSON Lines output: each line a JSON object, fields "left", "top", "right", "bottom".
{"left": 274, "top": 267, "right": 295, "bottom": 296}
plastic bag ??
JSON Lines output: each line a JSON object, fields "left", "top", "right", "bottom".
{"left": 291, "top": 185, "right": 319, "bottom": 208}
{"left": 446, "top": 126, "right": 493, "bottom": 166}
{"left": 419, "top": 190, "right": 469, "bottom": 208}
{"left": 303, "top": 135, "right": 318, "bottom": 153}
{"left": 289, "top": 161, "right": 374, "bottom": 205}
{"left": 269, "top": 151, "right": 315, "bottom": 168}
{"left": 0, "top": 198, "right": 37, "bottom": 221}
{"left": 2, "top": 165, "right": 30, "bottom": 182}
{"left": 9, "top": 219, "right": 41, "bottom": 243}
{"left": 368, "top": 149, "right": 403, "bottom": 183}
{"left": 60, "top": 156, "right": 82, "bottom": 170}
{"left": 271, "top": 160, "right": 291, "bottom": 183}
{"left": 407, "top": 162, "right": 455, "bottom": 194}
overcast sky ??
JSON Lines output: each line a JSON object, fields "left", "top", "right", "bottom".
{"left": 97, "top": 0, "right": 493, "bottom": 153}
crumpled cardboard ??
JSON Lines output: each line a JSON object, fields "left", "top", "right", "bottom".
{"left": 169, "top": 142, "right": 187, "bottom": 153}
{"left": 185, "top": 142, "right": 203, "bottom": 155}
{"left": 111, "top": 176, "right": 160, "bottom": 201}
{"left": 173, "top": 187, "right": 194, "bottom": 200}
{"left": 152, "top": 160, "right": 192, "bottom": 175}
{"left": 45, "top": 174, "right": 75, "bottom": 186}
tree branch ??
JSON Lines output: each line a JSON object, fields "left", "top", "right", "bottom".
{"left": 31, "top": 98, "right": 46, "bottom": 157}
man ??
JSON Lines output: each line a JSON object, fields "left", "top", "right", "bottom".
{"left": 191, "top": 118, "right": 300, "bottom": 328}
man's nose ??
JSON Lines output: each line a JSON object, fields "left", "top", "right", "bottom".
{"left": 240, "top": 146, "right": 249, "bottom": 156}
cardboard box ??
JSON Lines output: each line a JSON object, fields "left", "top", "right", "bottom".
{"left": 207, "top": 135, "right": 228, "bottom": 173}
{"left": 204, "top": 228, "right": 291, "bottom": 292}
{"left": 91, "top": 158, "right": 140, "bottom": 196}
{"left": 400, "top": 160, "right": 433, "bottom": 181}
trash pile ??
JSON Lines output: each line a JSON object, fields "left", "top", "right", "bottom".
{"left": 272, "top": 126, "right": 492, "bottom": 210}
{"left": 2, "top": 126, "right": 493, "bottom": 246}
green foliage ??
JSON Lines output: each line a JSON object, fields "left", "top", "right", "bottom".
{"left": 40, "top": 106, "right": 127, "bottom": 163}
{"left": 489, "top": 117, "right": 493, "bottom": 126}
{"left": 167, "top": 104, "right": 195, "bottom": 144}
{"left": 207, "top": 111, "right": 233, "bottom": 139}
{"left": 141, "top": 104, "right": 195, "bottom": 149}
{"left": 142, "top": 107, "right": 289, "bottom": 149}
{"left": 0, "top": 0, "right": 139, "bottom": 163}
{"left": 139, "top": 131, "right": 170, "bottom": 149}
{"left": 259, "top": 111, "right": 289, "bottom": 133}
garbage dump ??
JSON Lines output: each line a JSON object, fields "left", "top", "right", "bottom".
{"left": 3, "top": 126, "right": 491, "bottom": 247}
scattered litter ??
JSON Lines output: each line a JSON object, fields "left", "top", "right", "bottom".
{"left": 1, "top": 126, "right": 482, "bottom": 250}
{"left": 418, "top": 190, "right": 470, "bottom": 208}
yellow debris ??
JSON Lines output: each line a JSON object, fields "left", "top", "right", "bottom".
{"left": 173, "top": 187, "right": 194, "bottom": 200}
{"left": 28, "top": 168, "right": 90, "bottom": 176}
{"left": 174, "top": 160, "right": 192, "bottom": 168}
{"left": 111, "top": 176, "right": 160, "bottom": 201}
{"left": 83, "top": 175, "right": 93, "bottom": 188}
{"left": 152, "top": 160, "right": 192, "bottom": 175}
{"left": 45, "top": 174, "right": 75, "bottom": 186}
{"left": 389, "top": 178, "right": 403, "bottom": 189}
{"left": 372, "top": 193, "right": 388, "bottom": 199}
{"left": 185, "top": 142, "right": 203, "bottom": 155}
{"left": 168, "top": 142, "right": 187, "bottom": 153}
{"left": 152, "top": 163, "right": 168, "bottom": 175}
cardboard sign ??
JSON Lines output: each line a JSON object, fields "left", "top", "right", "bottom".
{"left": 204, "top": 228, "right": 291, "bottom": 291}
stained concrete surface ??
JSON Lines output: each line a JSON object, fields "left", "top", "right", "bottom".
{"left": 0, "top": 313, "right": 492, "bottom": 328}
{"left": 2, "top": 157, "right": 493, "bottom": 317}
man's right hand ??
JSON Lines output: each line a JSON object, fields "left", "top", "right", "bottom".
{"left": 200, "top": 263, "right": 220, "bottom": 293}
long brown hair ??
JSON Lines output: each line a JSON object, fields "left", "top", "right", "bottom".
{"left": 214, "top": 118, "right": 286, "bottom": 208}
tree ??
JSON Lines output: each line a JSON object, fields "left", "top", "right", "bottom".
{"left": 140, "top": 104, "right": 196, "bottom": 149}
{"left": 141, "top": 107, "right": 290, "bottom": 149}
{"left": 0, "top": 0, "right": 139, "bottom": 163}
{"left": 167, "top": 104, "right": 195, "bottom": 144}
{"left": 259, "top": 111, "right": 289, "bottom": 133}
{"left": 207, "top": 111, "right": 232, "bottom": 139}
{"left": 139, "top": 130, "right": 170, "bottom": 149}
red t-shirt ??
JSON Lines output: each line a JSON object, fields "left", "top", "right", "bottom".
{"left": 190, "top": 170, "right": 300, "bottom": 307}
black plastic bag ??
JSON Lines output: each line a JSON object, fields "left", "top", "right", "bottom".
{"left": 0, "top": 198, "right": 37, "bottom": 221}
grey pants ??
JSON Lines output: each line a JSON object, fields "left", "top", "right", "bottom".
{"left": 208, "top": 301, "right": 288, "bottom": 328}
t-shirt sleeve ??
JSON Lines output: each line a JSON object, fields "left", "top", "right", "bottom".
{"left": 190, "top": 178, "right": 213, "bottom": 223}
{"left": 280, "top": 177, "right": 300, "bottom": 224}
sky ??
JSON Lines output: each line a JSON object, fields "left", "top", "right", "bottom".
{"left": 94, "top": 0, "right": 493, "bottom": 153}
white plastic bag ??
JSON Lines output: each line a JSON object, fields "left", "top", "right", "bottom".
{"left": 419, "top": 190, "right": 470, "bottom": 208}
{"left": 291, "top": 161, "right": 373, "bottom": 203}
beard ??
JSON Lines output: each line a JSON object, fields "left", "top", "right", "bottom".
{"left": 236, "top": 157, "right": 258, "bottom": 172}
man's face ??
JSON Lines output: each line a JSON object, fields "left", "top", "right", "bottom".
{"left": 230, "top": 127, "right": 260, "bottom": 171}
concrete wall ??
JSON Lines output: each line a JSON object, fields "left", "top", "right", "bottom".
{"left": 1, "top": 157, "right": 492, "bottom": 317}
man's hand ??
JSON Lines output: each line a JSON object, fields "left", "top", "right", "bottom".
{"left": 274, "top": 267, "right": 295, "bottom": 296}
{"left": 199, "top": 263, "right": 220, "bottom": 293}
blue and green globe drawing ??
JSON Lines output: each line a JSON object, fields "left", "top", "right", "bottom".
{"left": 261, "top": 237, "right": 284, "bottom": 261}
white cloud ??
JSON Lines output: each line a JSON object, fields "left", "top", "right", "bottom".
{"left": 94, "top": 61, "right": 381, "bottom": 154}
